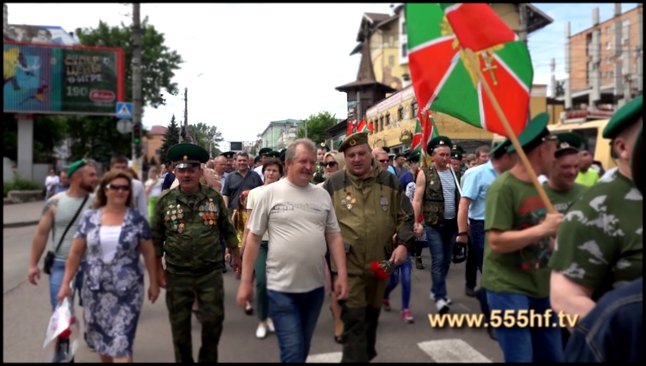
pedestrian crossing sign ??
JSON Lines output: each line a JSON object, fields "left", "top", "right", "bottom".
{"left": 116, "top": 102, "right": 133, "bottom": 119}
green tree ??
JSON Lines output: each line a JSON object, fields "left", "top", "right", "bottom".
{"left": 66, "top": 116, "right": 136, "bottom": 164}
{"left": 76, "top": 17, "right": 183, "bottom": 108}
{"left": 188, "top": 122, "right": 224, "bottom": 158}
{"left": 3, "top": 115, "right": 68, "bottom": 163}
{"left": 297, "top": 111, "right": 338, "bottom": 143}
{"left": 160, "top": 115, "right": 180, "bottom": 165}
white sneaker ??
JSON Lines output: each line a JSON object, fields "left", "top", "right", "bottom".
{"left": 256, "top": 323, "right": 268, "bottom": 339}
{"left": 266, "top": 318, "right": 275, "bottom": 333}
{"left": 430, "top": 292, "right": 435, "bottom": 301}
{"left": 436, "top": 299, "right": 450, "bottom": 315}
{"left": 430, "top": 292, "right": 452, "bottom": 305}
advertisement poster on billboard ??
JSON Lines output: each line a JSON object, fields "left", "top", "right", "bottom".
{"left": 3, "top": 41, "right": 124, "bottom": 116}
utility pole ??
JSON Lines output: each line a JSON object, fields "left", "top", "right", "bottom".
{"left": 132, "top": 3, "right": 143, "bottom": 179}
{"left": 518, "top": 4, "right": 528, "bottom": 44}
{"left": 184, "top": 87, "right": 189, "bottom": 142}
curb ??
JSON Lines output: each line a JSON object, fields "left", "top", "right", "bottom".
{"left": 4, "top": 221, "right": 39, "bottom": 228}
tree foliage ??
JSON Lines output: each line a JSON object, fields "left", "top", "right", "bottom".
{"left": 297, "top": 111, "right": 339, "bottom": 143}
{"left": 66, "top": 116, "right": 134, "bottom": 164}
{"left": 159, "top": 115, "right": 180, "bottom": 165}
{"left": 3, "top": 115, "right": 68, "bottom": 163}
{"left": 188, "top": 122, "right": 224, "bottom": 158}
{"left": 76, "top": 17, "right": 183, "bottom": 108}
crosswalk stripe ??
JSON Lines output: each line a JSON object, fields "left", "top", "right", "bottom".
{"left": 306, "top": 352, "right": 342, "bottom": 363}
{"left": 418, "top": 339, "right": 492, "bottom": 363}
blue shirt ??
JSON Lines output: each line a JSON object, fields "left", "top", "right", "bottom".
{"left": 461, "top": 161, "right": 499, "bottom": 220}
{"left": 399, "top": 171, "right": 414, "bottom": 191}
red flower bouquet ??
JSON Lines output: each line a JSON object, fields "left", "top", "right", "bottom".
{"left": 371, "top": 260, "right": 395, "bottom": 280}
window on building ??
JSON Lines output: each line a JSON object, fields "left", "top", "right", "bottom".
{"left": 388, "top": 55, "right": 395, "bottom": 67}
{"left": 605, "top": 26, "right": 611, "bottom": 35}
{"left": 397, "top": 106, "right": 403, "bottom": 121}
{"left": 412, "top": 101, "right": 418, "bottom": 118}
{"left": 606, "top": 55, "right": 612, "bottom": 64}
{"left": 605, "top": 70, "right": 613, "bottom": 79}
{"left": 379, "top": 116, "right": 384, "bottom": 131}
{"left": 389, "top": 35, "right": 394, "bottom": 46}
{"left": 606, "top": 41, "right": 612, "bottom": 50}
{"left": 385, "top": 113, "right": 391, "bottom": 127}
{"left": 401, "top": 42, "right": 407, "bottom": 58}
{"left": 622, "top": 19, "right": 630, "bottom": 41}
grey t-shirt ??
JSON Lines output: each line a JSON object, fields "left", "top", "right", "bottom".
{"left": 52, "top": 192, "right": 93, "bottom": 259}
{"left": 247, "top": 179, "right": 341, "bottom": 293}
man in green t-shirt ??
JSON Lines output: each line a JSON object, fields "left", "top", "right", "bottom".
{"left": 549, "top": 95, "right": 643, "bottom": 320}
{"left": 482, "top": 113, "right": 564, "bottom": 363}
{"left": 543, "top": 133, "right": 588, "bottom": 214}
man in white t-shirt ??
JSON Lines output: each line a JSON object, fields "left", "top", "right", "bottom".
{"left": 237, "top": 139, "right": 348, "bottom": 363}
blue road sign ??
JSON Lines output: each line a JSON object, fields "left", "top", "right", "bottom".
{"left": 116, "top": 102, "right": 133, "bottom": 119}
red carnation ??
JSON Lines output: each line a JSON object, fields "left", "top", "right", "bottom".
{"left": 371, "top": 260, "right": 395, "bottom": 280}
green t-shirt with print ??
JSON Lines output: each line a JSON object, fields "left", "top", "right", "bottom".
{"left": 482, "top": 172, "right": 552, "bottom": 298}
{"left": 549, "top": 170, "right": 643, "bottom": 300}
{"left": 542, "top": 183, "right": 588, "bottom": 214}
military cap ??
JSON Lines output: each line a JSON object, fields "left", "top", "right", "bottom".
{"left": 427, "top": 136, "right": 452, "bottom": 154}
{"left": 279, "top": 148, "right": 287, "bottom": 162}
{"left": 220, "top": 151, "right": 236, "bottom": 159}
{"left": 258, "top": 147, "right": 272, "bottom": 156}
{"left": 507, "top": 113, "right": 552, "bottom": 154}
{"left": 382, "top": 146, "right": 391, "bottom": 154}
{"left": 632, "top": 127, "right": 642, "bottom": 194}
{"left": 490, "top": 139, "right": 512, "bottom": 157}
{"left": 395, "top": 152, "right": 407, "bottom": 159}
{"left": 450, "top": 151, "right": 463, "bottom": 161}
{"left": 318, "top": 142, "right": 330, "bottom": 152}
{"left": 67, "top": 159, "right": 88, "bottom": 177}
{"left": 168, "top": 143, "right": 209, "bottom": 169}
{"left": 603, "top": 95, "right": 643, "bottom": 139}
{"left": 267, "top": 150, "right": 280, "bottom": 158}
{"left": 339, "top": 132, "right": 370, "bottom": 153}
{"left": 451, "top": 144, "right": 465, "bottom": 154}
{"left": 403, "top": 149, "right": 411, "bottom": 158}
{"left": 554, "top": 133, "right": 581, "bottom": 158}
{"left": 254, "top": 155, "right": 262, "bottom": 164}
{"left": 407, "top": 151, "right": 421, "bottom": 163}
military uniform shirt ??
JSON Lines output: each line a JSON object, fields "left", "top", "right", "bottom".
{"left": 549, "top": 170, "right": 643, "bottom": 299}
{"left": 152, "top": 184, "right": 238, "bottom": 275}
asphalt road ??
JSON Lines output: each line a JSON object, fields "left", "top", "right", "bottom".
{"left": 3, "top": 225, "right": 502, "bottom": 362}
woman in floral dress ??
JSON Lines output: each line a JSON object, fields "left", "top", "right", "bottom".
{"left": 58, "top": 170, "right": 159, "bottom": 363}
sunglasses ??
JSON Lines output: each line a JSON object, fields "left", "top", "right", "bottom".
{"left": 106, "top": 183, "right": 130, "bottom": 191}
{"left": 324, "top": 162, "right": 338, "bottom": 168}
{"left": 378, "top": 159, "right": 389, "bottom": 163}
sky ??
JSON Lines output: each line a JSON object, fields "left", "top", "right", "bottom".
{"left": 6, "top": 3, "right": 639, "bottom": 144}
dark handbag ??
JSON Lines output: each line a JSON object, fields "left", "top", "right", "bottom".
{"left": 43, "top": 195, "right": 89, "bottom": 275}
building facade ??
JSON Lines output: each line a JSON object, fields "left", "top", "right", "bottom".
{"left": 565, "top": 5, "right": 643, "bottom": 109}
{"left": 257, "top": 119, "right": 302, "bottom": 151}
{"left": 143, "top": 125, "right": 166, "bottom": 164}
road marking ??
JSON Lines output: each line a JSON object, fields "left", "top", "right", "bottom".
{"left": 458, "top": 303, "right": 472, "bottom": 312}
{"left": 306, "top": 352, "right": 342, "bottom": 363}
{"left": 418, "top": 339, "right": 491, "bottom": 363}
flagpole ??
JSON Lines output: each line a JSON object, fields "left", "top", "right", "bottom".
{"left": 464, "top": 48, "right": 555, "bottom": 214}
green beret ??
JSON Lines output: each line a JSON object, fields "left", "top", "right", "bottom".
{"left": 267, "top": 150, "right": 280, "bottom": 158}
{"left": 632, "top": 127, "right": 642, "bottom": 194}
{"left": 554, "top": 133, "right": 581, "bottom": 158}
{"left": 279, "top": 148, "right": 287, "bottom": 162}
{"left": 339, "top": 132, "right": 370, "bottom": 153}
{"left": 382, "top": 146, "right": 391, "bottom": 154}
{"left": 168, "top": 143, "right": 209, "bottom": 169}
{"left": 490, "top": 139, "right": 511, "bottom": 157}
{"left": 451, "top": 151, "right": 463, "bottom": 160}
{"left": 603, "top": 95, "right": 642, "bottom": 139}
{"left": 220, "top": 151, "right": 236, "bottom": 159}
{"left": 258, "top": 147, "right": 272, "bottom": 156}
{"left": 395, "top": 152, "right": 406, "bottom": 159}
{"left": 67, "top": 159, "right": 87, "bottom": 177}
{"left": 318, "top": 142, "right": 330, "bottom": 152}
{"left": 407, "top": 151, "right": 421, "bottom": 163}
{"left": 427, "top": 136, "right": 452, "bottom": 154}
{"left": 507, "top": 113, "right": 552, "bottom": 154}
{"left": 254, "top": 155, "right": 262, "bottom": 164}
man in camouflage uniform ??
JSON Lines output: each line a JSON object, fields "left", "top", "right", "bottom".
{"left": 549, "top": 95, "right": 643, "bottom": 319}
{"left": 312, "top": 142, "right": 329, "bottom": 184}
{"left": 153, "top": 143, "right": 240, "bottom": 363}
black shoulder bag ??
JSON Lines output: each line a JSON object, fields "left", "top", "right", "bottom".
{"left": 43, "top": 195, "right": 90, "bottom": 275}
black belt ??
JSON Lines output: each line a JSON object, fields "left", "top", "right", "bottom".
{"left": 469, "top": 219, "right": 484, "bottom": 223}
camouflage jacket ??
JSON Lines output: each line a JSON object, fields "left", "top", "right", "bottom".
{"left": 152, "top": 184, "right": 238, "bottom": 275}
{"left": 311, "top": 162, "right": 326, "bottom": 184}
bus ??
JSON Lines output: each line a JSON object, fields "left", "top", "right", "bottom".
{"left": 492, "top": 118, "right": 615, "bottom": 171}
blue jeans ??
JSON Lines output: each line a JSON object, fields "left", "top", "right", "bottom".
{"left": 426, "top": 218, "right": 457, "bottom": 300}
{"left": 466, "top": 219, "right": 485, "bottom": 289}
{"left": 49, "top": 259, "right": 83, "bottom": 311}
{"left": 384, "top": 253, "right": 412, "bottom": 309}
{"left": 486, "top": 290, "right": 563, "bottom": 362}
{"left": 268, "top": 287, "right": 325, "bottom": 363}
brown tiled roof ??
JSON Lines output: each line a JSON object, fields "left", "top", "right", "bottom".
{"left": 149, "top": 125, "right": 167, "bottom": 135}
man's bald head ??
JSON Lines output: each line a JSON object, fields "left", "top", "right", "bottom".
{"left": 372, "top": 147, "right": 385, "bottom": 158}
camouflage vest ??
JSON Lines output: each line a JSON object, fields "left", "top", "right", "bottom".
{"left": 422, "top": 165, "right": 445, "bottom": 227}
{"left": 311, "top": 162, "right": 326, "bottom": 184}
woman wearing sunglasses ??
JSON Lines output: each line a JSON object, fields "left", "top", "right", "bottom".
{"left": 58, "top": 170, "right": 159, "bottom": 363}
{"left": 317, "top": 151, "right": 347, "bottom": 343}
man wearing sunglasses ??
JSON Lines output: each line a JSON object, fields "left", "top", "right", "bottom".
{"left": 481, "top": 113, "right": 565, "bottom": 362}
{"left": 152, "top": 143, "right": 240, "bottom": 363}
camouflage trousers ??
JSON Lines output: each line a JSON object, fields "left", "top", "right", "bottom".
{"left": 166, "top": 270, "right": 225, "bottom": 363}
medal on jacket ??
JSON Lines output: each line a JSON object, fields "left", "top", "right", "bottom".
{"left": 342, "top": 191, "right": 355, "bottom": 210}
{"left": 379, "top": 195, "right": 389, "bottom": 211}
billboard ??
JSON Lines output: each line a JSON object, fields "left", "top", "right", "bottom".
{"left": 7, "top": 24, "right": 79, "bottom": 45}
{"left": 3, "top": 41, "right": 124, "bottom": 116}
